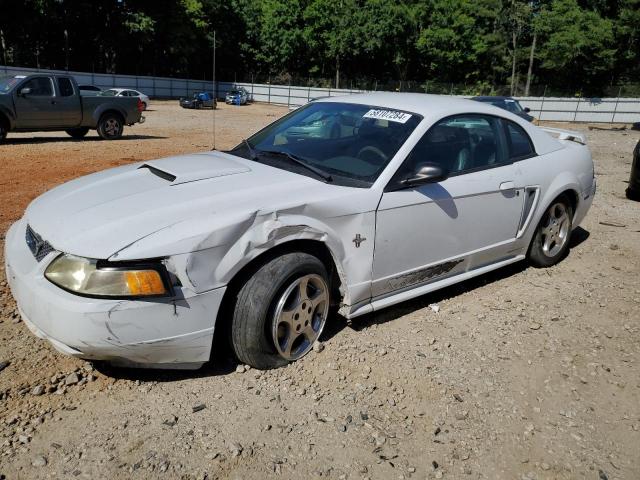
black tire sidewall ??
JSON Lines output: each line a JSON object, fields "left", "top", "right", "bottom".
{"left": 65, "top": 128, "right": 90, "bottom": 139}
{"left": 528, "top": 195, "right": 574, "bottom": 267}
{"left": 231, "top": 253, "right": 329, "bottom": 369}
{"left": 97, "top": 113, "right": 124, "bottom": 140}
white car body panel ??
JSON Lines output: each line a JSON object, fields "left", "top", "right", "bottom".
{"left": 373, "top": 162, "right": 523, "bottom": 297}
{"left": 4, "top": 93, "right": 595, "bottom": 368}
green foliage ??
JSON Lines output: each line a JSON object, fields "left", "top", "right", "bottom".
{"left": 0, "top": 0, "right": 635, "bottom": 94}
{"left": 536, "top": 0, "right": 616, "bottom": 89}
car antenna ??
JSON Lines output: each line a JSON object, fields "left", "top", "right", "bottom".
{"left": 212, "top": 29, "right": 217, "bottom": 151}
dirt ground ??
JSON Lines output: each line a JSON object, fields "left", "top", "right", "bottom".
{"left": 0, "top": 101, "right": 638, "bottom": 480}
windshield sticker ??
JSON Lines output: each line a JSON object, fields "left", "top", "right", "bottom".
{"left": 363, "top": 109, "right": 412, "bottom": 124}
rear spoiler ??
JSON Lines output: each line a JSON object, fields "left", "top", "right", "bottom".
{"left": 540, "top": 127, "right": 587, "bottom": 145}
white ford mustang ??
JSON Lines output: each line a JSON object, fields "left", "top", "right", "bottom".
{"left": 4, "top": 93, "right": 596, "bottom": 370}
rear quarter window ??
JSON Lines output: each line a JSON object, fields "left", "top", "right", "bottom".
{"left": 57, "top": 78, "right": 74, "bottom": 97}
{"left": 505, "top": 121, "right": 535, "bottom": 159}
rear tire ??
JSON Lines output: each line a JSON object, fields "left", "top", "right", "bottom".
{"left": 528, "top": 195, "right": 574, "bottom": 267}
{"left": 142, "top": 102, "right": 148, "bottom": 110}
{"left": 97, "top": 113, "right": 124, "bottom": 140}
{"left": 65, "top": 127, "right": 90, "bottom": 139}
{"left": 0, "top": 119, "right": 7, "bottom": 142}
{"left": 230, "top": 253, "right": 330, "bottom": 370}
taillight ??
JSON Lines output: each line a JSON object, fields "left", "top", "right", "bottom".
{"left": 137, "top": 99, "right": 144, "bottom": 113}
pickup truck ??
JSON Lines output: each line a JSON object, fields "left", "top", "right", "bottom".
{"left": 0, "top": 74, "right": 145, "bottom": 142}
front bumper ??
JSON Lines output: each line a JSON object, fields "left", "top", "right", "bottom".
{"left": 4, "top": 219, "right": 226, "bottom": 369}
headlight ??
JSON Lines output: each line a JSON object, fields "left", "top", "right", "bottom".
{"left": 45, "top": 254, "right": 170, "bottom": 298}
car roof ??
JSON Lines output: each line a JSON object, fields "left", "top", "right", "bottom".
{"left": 316, "top": 92, "right": 511, "bottom": 119}
{"left": 472, "top": 96, "right": 517, "bottom": 101}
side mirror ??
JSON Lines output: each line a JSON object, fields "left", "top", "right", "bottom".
{"left": 402, "top": 163, "right": 448, "bottom": 187}
{"left": 524, "top": 107, "right": 531, "bottom": 113}
{"left": 19, "top": 87, "right": 32, "bottom": 96}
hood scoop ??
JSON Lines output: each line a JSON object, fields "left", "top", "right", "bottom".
{"left": 140, "top": 152, "right": 252, "bottom": 185}
{"left": 138, "top": 164, "right": 177, "bottom": 182}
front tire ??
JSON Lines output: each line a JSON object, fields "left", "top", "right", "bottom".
{"left": 528, "top": 195, "right": 573, "bottom": 267}
{"left": 230, "top": 253, "right": 330, "bottom": 369}
{"left": 65, "top": 127, "right": 90, "bottom": 139}
{"left": 97, "top": 113, "right": 124, "bottom": 140}
{"left": 0, "top": 121, "right": 7, "bottom": 142}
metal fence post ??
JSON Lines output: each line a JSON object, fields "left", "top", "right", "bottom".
{"left": 112, "top": 74, "right": 116, "bottom": 87}
{"left": 611, "top": 86, "right": 622, "bottom": 124}
{"left": 573, "top": 95, "right": 581, "bottom": 122}
{"left": 251, "top": 74, "right": 254, "bottom": 101}
{"left": 268, "top": 76, "right": 271, "bottom": 104}
{"left": 308, "top": 86, "right": 311, "bottom": 102}
{"left": 538, "top": 86, "right": 547, "bottom": 124}
{"left": 153, "top": 77, "right": 156, "bottom": 97}
{"left": 287, "top": 81, "right": 291, "bottom": 108}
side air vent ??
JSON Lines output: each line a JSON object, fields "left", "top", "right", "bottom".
{"left": 517, "top": 187, "right": 540, "bottom": 237}
{"left": 138, "top": 164, "right": 177, "bottom": 182}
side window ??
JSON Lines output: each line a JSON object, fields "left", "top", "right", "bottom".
{"left": 57, "top": 77, "right": 74, "bottom": 97}
{"left": 22, "top": 77, "right": 53, "bottom": 96}
{"left": 505, "top": 121, "right": 535, "bottom": 159}
{"left": 399, "top": 114, "right": 508, "bottom": 180}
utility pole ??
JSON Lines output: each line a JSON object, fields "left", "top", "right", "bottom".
{"left": 212, "top": 30, "right": 216, "bottom": 150}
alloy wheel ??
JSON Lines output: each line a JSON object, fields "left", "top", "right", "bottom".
{"left": 272, "top": 274, "right": 329, "bottom": 360}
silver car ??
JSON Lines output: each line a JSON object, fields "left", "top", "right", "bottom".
{"left": 100, "top": 88, "right": 150, "bottom": 110}
{"left": 225, "top": 88, "right": 249, "bottom": 105}
{"left": 4, "top": 93, "right": 595, "bottom": 370}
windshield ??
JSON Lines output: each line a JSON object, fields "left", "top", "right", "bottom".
{"left": 228, "top": 90, "right": 241, "bottom": 95}
{"left": 98, "top": 89, "right": 118, "bottom": 96}
{"left": 230, "top": 102, "right": 422, "bottom": 187}
{"left": 0, "top": 76, "right": 22, "bottom": 93}
{"left": 503, "top": 99, "right": 523, "bottom": 113}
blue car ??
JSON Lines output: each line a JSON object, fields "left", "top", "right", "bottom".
{"left": 180, "top": 92, "right": 216, "bottom": 109}
{"left": 225, "top": 88, "right": 249, "bottom": 105}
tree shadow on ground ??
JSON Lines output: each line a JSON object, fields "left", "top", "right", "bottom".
{"left": 98, "top": 226, "right": 590, "bottom": 382}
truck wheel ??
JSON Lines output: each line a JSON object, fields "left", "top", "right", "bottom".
{"left": 97, "top": 113, "right": 124, "bottom": 140}
{"left": 230, "top": 253, "right": 330, "bottom": 370}
{"left": 0, "top": 121, "right": 7, "bottom": 142}
{"left": 65, "top": 127, "right": 90, "bottom": 139}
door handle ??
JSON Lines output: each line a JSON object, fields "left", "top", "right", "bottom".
{"left": 499, "top": 181, "right": 515, "bottom": 191}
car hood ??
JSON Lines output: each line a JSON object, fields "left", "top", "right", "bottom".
{"left": 25, "top": 151, "right": 352, "bottom": 259}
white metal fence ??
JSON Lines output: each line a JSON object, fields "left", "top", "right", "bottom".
{"left": 230, "top": 81, "right": 640, "bottom": 124}
{"left": 2, "top": 65, "right": 639, "bottom": 124}
{"left": 1, "top": 65, "right": 213, "bottom": 99}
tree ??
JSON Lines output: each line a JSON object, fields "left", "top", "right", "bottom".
{"left": 415, "top": 0, "right": 503, "bottom": 86}
{"left": 304, "top": 0, "right": 360, "bottom": 88}
{"left": 536, "top": 0, "right": 616, "bottom": 91}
